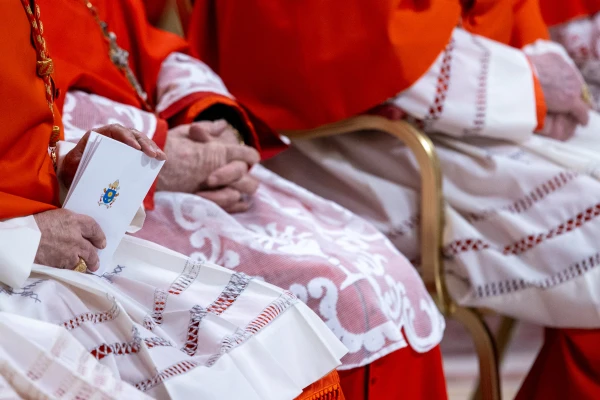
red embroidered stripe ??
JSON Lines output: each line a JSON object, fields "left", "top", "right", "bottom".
{"left": 135, "top": 360, "right": 202, "bottom": 392}
{"left": 466, "top": 171, "right": 578, "bottom": 223}
{"left": 471, "top": 251, "right": 600, "bottom": 298}
{"left": 62, "top": 301, "right": 120, "bottom": 331}
{"left": 445, "top": 202, "right": 600, "bottom": 257}
{"left": 182, "top": 272, "right": 251, "bottom": 356}
{"left": 462, "top": 35, "right": 490, "bottom": 136}
{"left": 150, "top": 260, "right": 202, "bottom": 326}
{"left": 90, "top": 328, "right": 141, "bottom": 360}
{"left": 144, "top": 336, "right": 173, "bottom": 349}
{"left": 411, "top": 38, "right": 455, "bottom": 131}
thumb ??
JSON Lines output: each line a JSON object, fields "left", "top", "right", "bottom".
{"left": 59, "top": 131, "right": 91, "bottom": 187}
{"left": 225, "top": 144, "right": 260, "bottom": 165}
{"left": 72, "top": 130, "right": 91, "bottom": 156}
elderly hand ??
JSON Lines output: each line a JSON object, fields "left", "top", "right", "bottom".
{"left": 185, "top": 120, "right": 261, "bottom": 213}
{"left": 529, "top": 52, "right": 591, "bottom": 131}
{"left": 60, "top": 124, "right": 166, "bottom": 188}
{"left": 157, "top": 123, "right": 260, "bottom": 213}
{"left": 33, "top": 209, "right": 106, "bottom": 271}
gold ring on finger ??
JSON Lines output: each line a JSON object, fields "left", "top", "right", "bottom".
{"left": 73, "top": 257, "right": 88, "bottom": 273}
{"left": 582, "top": 84, "right": 594, "bottom": 107}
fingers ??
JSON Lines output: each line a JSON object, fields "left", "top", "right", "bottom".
{"left": 132, "top": 129, "right": 167, "bottom": 160}
{"left": 79, "top": 241, "right": 100, "bottom": 272}
{"left": 188, "top": 121, "right": 215, "bottom": 142}
{"left": 96, "top": 124, "right": 142, "bottom": 150}
{"left": 556, "top": 114, "right": 579, "bottom": 141}
{"left": 569, "top": 97, "right": 591, "bottom": 126}
{"left": 225, "top": 144, "right": 260, "bottom": 165}
{"left": 223, "top": 200, "right": 252, "bottom": 214}
{"left": 206, "top": 161, "right": 248, "bottom": 187}
{"left": 74, "top": 131, "right": 91, "bottom": 153}
{"left": 189, "top": 120, "right": 229, "bottom": 142}
{"left": 197, "top": 188, "right": 252, "bottom": 214}
{"left": 95, "top": 124, "right": 167, "bottom": 160}
{"left": 196, "top": 187, "right": 243, "bottom": 209}
{"left": 77, "top": 215, "right": 107, "bottom": 249}
{"left": 230, "top": 174, "right": 259, "bottom": 196}
{"left": 540, "top": 114, "right": 578, "bottom": 141}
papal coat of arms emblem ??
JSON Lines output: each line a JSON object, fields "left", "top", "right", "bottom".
{"left": 98, "top": 180, "right": 120, "bottom": 208}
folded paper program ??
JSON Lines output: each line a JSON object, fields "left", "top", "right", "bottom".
{"left": 63, "top": 131, "right": 164, "bottom": 273}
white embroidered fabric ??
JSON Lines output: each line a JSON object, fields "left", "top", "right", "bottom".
{"left": 0, "top": 312, "right": 152, "bottom": 400}
{"left": 0, "top": 235, "right": 346, "bottom": 400}
{"left": 266, "top": 30, "right": 600, "bottom": 328}
{"left": 59, "top": 54, "right": 446, "bottom": 370}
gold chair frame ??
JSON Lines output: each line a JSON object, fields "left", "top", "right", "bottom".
{"left": 166, "top": 2, "right": 513, "bottom": 398}
{"left": 282, "top": 116, "right": 502, "bottom": 400}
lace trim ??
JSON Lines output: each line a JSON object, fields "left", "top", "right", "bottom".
{"left": 135, "top": 360, "right": 202, "bottom": 392}
{"left": 182, "top": 272, "right": 251, "bottom": 356}
{"left": 207, "top": 272, "right": 251, "bottom": 314}
{"left": 150, "top": 260, "right": 203, "bottom": 325}
{"left": 206, "top": 291, "right": 298, "bottom": 367}
{"left": 90, "top": 327, "right": 141, "bottom": 361}
{"left": 62, "top": 299, "right": 120, "bottom": 331}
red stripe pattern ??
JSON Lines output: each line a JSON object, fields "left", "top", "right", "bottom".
{"left": 445, "top": 203, "right": 600, "bottom": 257}
{"left": 462, "top": 35, "right": 490, "bottom": 136}
{"left": 182, "top": 272, "right": 251, "bottom": 356}
{"left": 466, "top": 171, "right": 578, "bottom": 223}
{"left": 135, "top": 360, "right": 202, "bottom": 392}
{"left": 62, "top": 301, "right": 120, "bottom": 331}
{"left": 472, "top": 251, "right": 600, "bottom": 298}
{"left": 90, "top": 328, "right": 141, "bottom": 360}
{"left": 150, "top": 260, "right": 202, "bottom": 326}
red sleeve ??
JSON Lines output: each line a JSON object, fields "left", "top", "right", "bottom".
{"left": 163, "top": 92, "right": 288, "bottom": 160}
{"left": 511, "top": 0, "right": 550, "bottom": 48}
{"left": 526, "top": 58, "right": 548, "bottom": 132}
{"left": 540, "top": 0, "right": 600, "bottom": 27}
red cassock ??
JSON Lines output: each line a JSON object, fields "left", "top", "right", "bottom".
{"left": 185, "top": 0, "right": 600, "bottom": 398}
{"left": 539, "top": 0, "right": 600, "bottom": 27}
{"left": 38, "top": 0, "right": 286, "bottom": 209}
{"left": 0, "top": 1, "right": 63, "bottom": 220}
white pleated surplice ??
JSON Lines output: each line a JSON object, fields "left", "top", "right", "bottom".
{"left": 0, "top": 235, "right": 346, "bottom": 400}
{"left": 266, "top": 28, "right": 600, "bottom": 328}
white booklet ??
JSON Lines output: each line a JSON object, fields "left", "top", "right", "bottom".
{"left": 63, "top": 131, "right": 165, "bottom": 274}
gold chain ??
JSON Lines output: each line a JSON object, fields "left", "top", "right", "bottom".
{"left": 80, "top": 0, "right": 153, "bottom": 111}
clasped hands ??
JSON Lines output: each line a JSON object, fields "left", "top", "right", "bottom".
{"left": 156, "top": 119, "right": 260, "bottom": 213}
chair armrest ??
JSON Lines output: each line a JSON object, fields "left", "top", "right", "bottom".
{"left": 283, "top": 115, "right": 451, "bottom": 314}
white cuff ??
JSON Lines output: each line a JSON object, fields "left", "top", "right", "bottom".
{"left": 0, "top": 216, "right": 40, "bottom": 288}
{"left": 392, "top": 28, "right": 538, "bottom": 142}
{"left": 523, "top": 39, "right": 576, "bottom": 66}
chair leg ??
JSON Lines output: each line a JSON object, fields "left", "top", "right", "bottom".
{"left": 471, "top": 317, "right": 517, "bottom": 400}
{"left": 451, "top": 306, "right": 501, "bottom": 400}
